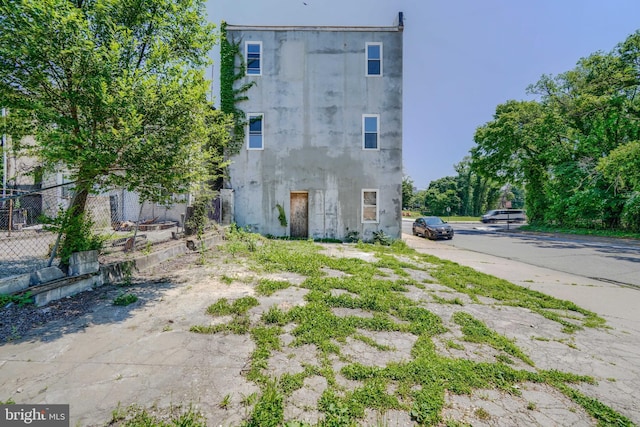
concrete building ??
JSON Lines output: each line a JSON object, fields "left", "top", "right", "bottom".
{"left": 223, "top": 13, "right": 404, "bottom": 240}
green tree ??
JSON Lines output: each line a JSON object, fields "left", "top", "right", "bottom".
{"left": 471, "top": 31, "right": 640, "bottom": 229}
{"left": 0, "top": 0, "right": 227, "bottom": 257}
{"left": 598, "top": 141, "right": 640, "bottom": 231}
{"left": 454, "top": 156, "right": 502, "bottom": 216}
{"left": 402, "top": 175, "right": 415, "bottom": 210}
{"left": 422, "top": 177, "right": 461, "bottom": 216}
{"left": 471, "top": 100, "right": 558, "bottom": 223}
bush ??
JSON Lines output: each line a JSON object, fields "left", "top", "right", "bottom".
{"left": 113, "top": 293, "right": 138, "bottom": 306}
{"left": 185, "top": 195, "right": 212, "bottom": 237}
{"left": 372, "top": 230, "right": 392, "bottom": 246}
{"left": 43, "top": 207, "right": 104, "bottom": 265}
{"left": 621, "top": 192, "right": 640, "bottom": 232}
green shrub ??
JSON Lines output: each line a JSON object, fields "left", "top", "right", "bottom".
{"left": 113, "top": 293, "right": 138, "bottom": 306}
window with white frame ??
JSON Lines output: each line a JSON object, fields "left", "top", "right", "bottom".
{"left": 363, "top": 114, "right": 379, "bottom": 150}
{"left": 248, "top": 113, "right": 264, "bottom": 150}
{"left": 362, "top": 189, "right": 379, "bottom": 223}
{"left": 246, "top": 41, "right": 262, "bottom": 76}
{"left": 366, "top": 42, "right": 382, "bottom": 76}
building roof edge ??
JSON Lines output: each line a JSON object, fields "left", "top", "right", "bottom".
{"left": 225, "top": 25, "right": 402, "bottom": 32}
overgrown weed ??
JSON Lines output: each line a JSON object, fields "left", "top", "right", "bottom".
{"left": 184, "top": 232, "right": 628, "bottom": 425}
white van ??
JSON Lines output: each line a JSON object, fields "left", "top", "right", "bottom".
{"left": 480, "top": 209, "right": 526, "bottom": 224}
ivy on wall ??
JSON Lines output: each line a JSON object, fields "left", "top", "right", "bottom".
{"left": 220, "top": 21, "right": 255, "bottom": 155}
{"left": 276, "top": 203, "right": 288, "bottom": 227}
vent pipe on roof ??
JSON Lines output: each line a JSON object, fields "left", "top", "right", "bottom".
{"left": 397, "top": 11, "right": 404, "bottom": 29}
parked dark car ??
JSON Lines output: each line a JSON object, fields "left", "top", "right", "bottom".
{"left": 412, "top": 216, "right": 454, "bottom": 240}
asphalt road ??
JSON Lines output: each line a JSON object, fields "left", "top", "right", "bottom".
{"left": 403, "top": 219, "right": 640, "bottom": 288}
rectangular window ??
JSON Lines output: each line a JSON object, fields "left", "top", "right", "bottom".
{"left": 362, "top": 189, "right": 379, "bottom": 223}
{"left": 366, "top": 42, "right": 382, "bottom": 76}
{"left": 363, "top": 114, "right": 379, "bottom": 150}
{"left": 248, "top": 113, "right": 264, "bottom": 150}
{"left": 246, "top": 41, "right": 262, "bottom": 76}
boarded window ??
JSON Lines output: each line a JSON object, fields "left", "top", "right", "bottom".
{"left": 362, "top": 189, "right": 379, "bottom": 223}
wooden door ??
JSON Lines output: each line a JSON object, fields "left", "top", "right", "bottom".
{"left": 290, "top": 192, "right": 308, "bottom": 238}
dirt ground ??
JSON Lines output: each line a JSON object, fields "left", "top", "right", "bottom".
{"left": 1, "top": 236, "right": 639, "bottom": 426}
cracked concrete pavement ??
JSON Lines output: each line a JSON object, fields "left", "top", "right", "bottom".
{"left": 0, "top": 234, "right": 639, "bottom": 426}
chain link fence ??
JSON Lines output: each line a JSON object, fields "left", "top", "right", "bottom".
{"left": 0, "top": 182, "right": 207, "bottom": 279}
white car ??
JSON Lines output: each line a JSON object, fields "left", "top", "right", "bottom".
{"left": 480, "top": 209, "right": 526, "bottom": 223}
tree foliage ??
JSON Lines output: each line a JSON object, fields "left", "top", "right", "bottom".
{"left": 402, "top": 175, "right": 414, "bottom": 209}
{"left": 407, "top": 157, "right": 503, "bottom": 217}
{"left": 471, "top": 30, "right": 640, "bottom": 230}
{"left": 0, "top": 0, "right": 227, "bottom": 203}
{"left": 0, "top": 0, "right": 230, "bottom": 256}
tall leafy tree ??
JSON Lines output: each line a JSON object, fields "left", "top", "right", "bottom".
{"left": 0, "top": 0, "right": 226, "bottom": 255}
{"left": 402, "top": 175, "right": 415, "bottom": 210}
{"left": 422, "top": 177, "right": 461, "bottom": 216}
{"left": 471, "top": 30, "right": 640, "bottom": 230}
{"left": 471, "top": 100, "right": 561, "bottom": 222}
{"left": 454, "top": 156, "right": 502, "bottom": 216}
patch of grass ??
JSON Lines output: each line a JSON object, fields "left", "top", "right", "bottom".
{"left": 247, "top": 326, "right": 282, "bottom": 383}
{"left": 431, "top": 294, "right": 465, "bottom": 305}
{"left": 113, "top": 293, "right": 138, "bottom": 306}
{"left": 241, "top": 392, "right": 259, "bottom": 407}
{"left": 0, "top": 292, "right": 33, "bottom": 307}
{"left": 520, "top": 224, "right": 640, "bottom": 240}
{"left": 353, "top": 333, "right": 394, "bottom": 351}
{"left": 223, "top": 226, "right": 263, "bottom": 256}
{"left": 190, "top": 314, "right": 251, "bottom": 335}
{"left": 453, "top": 311, "right": 534, "bottom": 366}
{"left": 106, "top": 403, "right": 205, "bottom": 426}
{"left": 206, "top": 296, "right": 259, "bottom": 316}
{"left": 245, "top": 380, "right": 284, "bottom": 427}
{"left": 219, "top": 393, "right": 231, "bottom": 409}
{"left": 428, "top": 258, "right": 605, "bottom": 332}
{"left": 446, "top": 340, "right": 465, "bottom": 351}
{"left": 495, "top": 354, "right": 515, "bottom": 365}
{"left": 278, "top": 371, "right": 308, "bottom": 396}
{"left": 395, "top": 305, "right": 447, "bottom": 336}
{"left": 254, "top": 240, "right": 325, "bottom": 276}
{"left": 557, "top": 338, "right": 579, "bottom": 349}
{"left": 191, "top": 296, "right": 257, "bottom": 335}
{"left": 256, "top": 278, "right": 292, "bottom": 296}
{"left": 204, "top": 234, "right": 627, "bottom": 425}
{"left": 261, "top": 305, "right": 290, "bottom": 325}
{"left": 475, "top": 407, "right": 491, "bottom": 420}
{"left": 318, "top": 389, "right": 364, "bottom": 425}
{"left": 553, "top": 382, "right": 634, "bottom": 426}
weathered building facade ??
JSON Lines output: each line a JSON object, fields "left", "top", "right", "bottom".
{"left": 224, "top": 14, "right": 403, "bottom": 240}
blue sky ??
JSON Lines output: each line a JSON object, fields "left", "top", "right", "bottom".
{"left": 206, "top": 0, "right": 640, "bottom": 190}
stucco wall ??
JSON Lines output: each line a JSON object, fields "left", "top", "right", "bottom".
{"left": 226, "top": 25, "right": 403, "bottom": 240}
